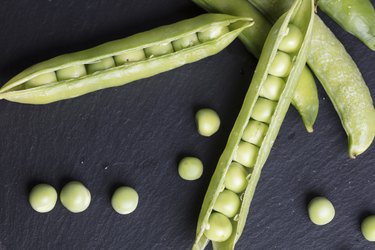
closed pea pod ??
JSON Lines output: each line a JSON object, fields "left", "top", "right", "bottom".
{"left": 0, "top": 14, "right": 253, "bottom": 104}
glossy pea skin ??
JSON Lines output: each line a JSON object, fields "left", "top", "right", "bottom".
{"left": 195, "top": 108, "right": 221, "bottom": 137}
{"left": 29, "top": 184, "right": 57, "bottom": 213}
{"left": 172, "top": 33, "right": 200, "bottom": 51}
{"left": 198, "top": 25, "right": 230, "bottom": 42}
{"left": 251, "top": 98, "right": 277, "bottom": 124}
{"left": 233, "top": 141, "right": 259, "bottom": 168}
{"left": 213, "top": 189, "right": 241, "bottom": 218}
{"left": 114, "top": 49, "right": 146, "bottom": 65}
{"left": 56, "top": 65, "right": 87, "bottom": 81}
{"left": 178, "top": 157, "right": 203, "bottom": 181}
{"left": 260, "top": 75, "right": 285, "bottom": 101}
{"left": 279, "top": 24, "right": 303, "bottom": 53}
{"left": 224, "top": 162, "right": 248, "bottom": 193}
{"left": 25, "top": 72, "right": 57, "bottom": 88}
{"left": 144, "top": 42, "right": 174, "bottom": 58}
{"left": 87, "top": 57, "right": 116, "bottom": 74}
{"left": 204, "top": 212, "right": 233, "bottom": 242}
{"left": 111, "top": 186, "right": 139, "bottom": 215}
{"left": 242, "top": 119, "right": 269, "bottom": 146}
{"left": 361, "top": 215, "right": 375, "bottom": 242}
{"left": 308, "top": 197, "right": 335, "bottom": 225}
{"left": 60, "top": 181, "right": 91, "bottom": 213}
{"left": 268, "top": 51, "right": 292, "bottom": 77}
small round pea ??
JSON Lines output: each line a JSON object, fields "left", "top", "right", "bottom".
{"left": 251, "top": 98, "right": 277, "bottom": 124}
{"left": 260, "top": 75, "right": 285, "bottom": 101}
{"left": 195, "top": 108, "right": 221, "bottom": 137}
{"left": 60, "top": 181, "right": 91, "bottom": 213}
{"left": 279, "top": 24, "right": 303, "bottom": 53}
{"left": 269, "top": 51, "right": 293, "bottom": 77}
{"left": 29, "top": 184, "right": 57, "bottom": 213}
{"left": 308, "top": 197, "right": 335, "bottom": 225}
{"left": 56, "top": 65, "right": 87, "bottom": 81}
{"left": 204, "top": 212, "right": 233, "bottom": 242}
{"left": 178, "top": 157, "right": 203, "bottom": 181}
{"left": 233, "top": 141, "right": 259, "bottom": 168}
{"left": 224, "top": 162, "right": 248, "bottom": 193}
{"left": 361, "top": 215, "right": 375, "bottom": 241}
{"left": 197, "top": 25, "right": 230, "bottom": 42}
{"left": 242, "top": 119, "right": 269, "bottom": 147}
{"left": 213, "top": 189, "right": 241, "bottom": 218}
{"left": 111, "top": 186, "right": 139, "bottom": 215}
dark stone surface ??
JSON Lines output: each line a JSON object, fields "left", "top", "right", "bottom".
{"left": 0, "top": 1, "right": 374, "bottom": 249}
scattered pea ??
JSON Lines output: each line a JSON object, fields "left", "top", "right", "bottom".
{"left": 204, "top": 212, "right": 233, "bottom": 242}
{"left": 213, "top": 189, "right": 241, "bottom": 218}
{"left": 60, "top": 181, "right": 91, "bottom": 213}
{"left": 308, "top": 196, "right": 335, "bottom": 225}
{"left": 361, "top": 215, "right": 375, "bottom": 242}
{"left": 111, "top": 186, "right": 139, "bottom": 215}
{"left": 29, "top": 184, "right": 57, "bottom": 213}
{"left": 224, "top": 162, "right": 248, "bottom": 193}
{"left": 178, "top": 157, "right": 203, "bottom": 181}
{"left": 195, "top": 108, "right": 221, "bottom": 137}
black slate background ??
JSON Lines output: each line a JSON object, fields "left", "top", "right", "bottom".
{"left": 0, "top": 0, "right": 374, "bottom": 249}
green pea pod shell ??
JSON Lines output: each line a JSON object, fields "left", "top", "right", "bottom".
{"left": 0, "top": 14, "right": 253, "bottom": 104}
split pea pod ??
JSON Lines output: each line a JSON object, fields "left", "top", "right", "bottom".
{"left": 318, "top": 0, "right": 375, "bottom": 51}
{"left": 193, "top": 0, "right": 319, "bottom": 132}
{"left": 0, "top": 14, "right": 253, "bottom": 104}
{"left": 193, "top": 0, "right": 314, "bottom": 249}
{"left": 249, "top": 0, "right": 375, "bottom": 158}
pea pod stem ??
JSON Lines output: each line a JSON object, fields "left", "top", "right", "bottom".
{"left": 193, "top": 0, "right": 319, "bottom": 133}
{"left": 249, "top": 0, "right": 375, "bottom": 157}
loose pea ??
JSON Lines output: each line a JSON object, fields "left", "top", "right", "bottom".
{"left": 361, "top": 215, "right": 375, "bottom": 242}
{"left": 172, "top": 33, "right": 200, "bottom": 51}
{"left": 111, "top": 186, "right": 139, "bottom": 215}
{"left": 114, "top": 49, "right": 146, "bottom": 65}
{"left": 29, "top": 184, "right": 57, "bottom": 213}
{"left": 224, "top": 162, "right": 248, "bottom": 193}
{"left": 279, "top": 24, "right": 303, "bottom": 53}
{"left": 56, "top": 65, "right": 87, "bottom": 81}
{"left": 242, "top": 119, "right": 269, "bottom": 146}
{"left": 268, "top": 51, "right": 292, "bottom": 77}
{"left": 25, "top": 72, "right": 57, "bottom": 88}
{"left": 60, "top": 181, "right": 91, "bottom": 213}
{"left": 195, "top": 108, "right": 221, "bottom": 137}
{"left": 260, "top": 75, "right": 285, "bottom": 101}
{"left": 204, "top": 212, "right": 233, "bottom": 242}
{"left": 144, "top": 42, "right": 174, "bottom": 58}
{"left": 178, "top": 157, "right": 203, "bottom": 181}
{"left": 213, "top": 189, "right": 241, "bottom": 218}
{"left": 86, "top": 57, "right": 116, "bottom": 74}
{"left": 197, "top": 25, "right": 230, "bottom": 42}
{"left": 233, "top": 141, "right": 259, "bottom": 168}
{"left": 308, "top": 197, "right": 335, "bottom": 225}
{"left": 251, "top": 98, "right": 277, "bottom": 124}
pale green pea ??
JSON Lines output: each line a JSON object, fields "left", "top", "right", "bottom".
{"left": 178, "top": 157, "right": 203, "bottom": 181}
{"left": 268, "top": 51, "right": 292, "bottom": 77}
{"left": 25, "top": 72, "right": 57, "bottom": 88}
{"left": 213, "top": 189, "right": 241, "bottom": 218}
{"left": 224, "top": 162, "right": 248, "bottom": 193}
{"left": 172, "top": 33, "right": 200, "bottom": 51}
{"left": 111, "top": 186, "right": 139, "bottom": 215}
{"left": 260, "top": 75, "right": 285, "bottom": 101}
{"left": 204, "top": 212, "right": 233, "bottom": 242}
{"left": 29, "top": 184, "right": 57, "bottom": 213}
{"left": 56, "top": 65, "right": 87, "bottom": 81}
{"left": 195, "top": 108, "right": 221, "bottom": 137}
{"left": 251, "top": 98, "right": 277, "bottom": 124}
{"left": 361, "top": 215, "right": 375, "bottom": 242}
{"left": 279, "top": 24, "right": 303, "bottom": 53}
{"left": 87, "top": 57, "right": 116, "bottom": 74}
{"left": 114, "top": 49, "right": 146, "bottom": 65}
{"left": 233, "top": 141, "right": 259, "bottom": 167}
{"left": 60, "top": 181, "right": 91, "bottom": 213}
{"left": 198, "top": 25, "right": 230, "bottom": 42}
{"left": 308, "top": 197, "right": 335, "bottom": 225}
{"left": 144, "top": 42, "right": 174, "bottom": 58}
{"left": 242, "top": 119, "right": 269, "bottom": 146}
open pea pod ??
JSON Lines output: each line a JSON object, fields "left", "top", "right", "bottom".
{"left": 0, "top": 14, "right": 253, "bottom": 104}
{"left": 193, "top": 0, "right": 314, "bottom": 249}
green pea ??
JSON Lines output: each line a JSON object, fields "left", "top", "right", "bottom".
{"left": 178, "top": 157, "right": 203, "bottom": 181}
{"left": 213, "top": 189, "right": 241, "bottom": 218}
{"left": 86, "top": 57, "right": 116, "bottom": 74}
{"left": 195, "top": 108, "right": 221, "bottom": 137}
{"left": 308, "top": 197, "right": 335, "bottom": 225}
{"left": 242, "top": 119, "right": 269, "bottom": 147}
{"left": 197, "top": 25, "right": 230, "bottom": 42}
{"left": 268, "top": 51, "right": 292, "bottom": 77}
{"left": 172, "top": 33, "right": 200, "bottom": 51}
{"left": 224, "top": 162, "right": 248, "bottom": 193}
{"left": 25, "top": 72, "right": 57, "bottom": 88}
{"left": 29, "top": 184, "right": 57, "bottom": 213}
{"left": 60, "top": 181, "right": 91, "bottom": 213}
{"left": 279, "top": 24, "right": 303, "bottom": 53}
{"left": 111, "top": 186, "right": 139, "bottom": 215}
{"left": 362, "top": 215, "right": 375, "bottom": 242}
{"left": 56, "top": 65, "right": 87, "bottom": 81}
{"left": 233, "top": 141, "right": 259, "bottom": 168}
{"left": 144, "top": 42, "right": 174, "bottom": 58}
{"left": 114, "top": 49, "right": 146, "bottom": 65}
{"left": 251, "top": 98, "right": 277, "bottom": 124}
{"left": 204, "top": 212, "right": 233, "bottom": 242}
{"left": 260, "top": 75, "right": 285, "bottom": 101}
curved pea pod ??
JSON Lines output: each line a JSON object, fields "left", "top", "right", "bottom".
{"left": 249, "top": 0, "right": 375, "bottom": 157}
{"left": 193, "top": 0, "right": 319, "bottom": 132}
{"left": 193, "top": 0, "right": 314, "bottom": 249}
{"left": 318, "top": 0, "right": 375, "bottom": 51}
{"left": 0, "top": 14, "right": 253, "bottom": 104}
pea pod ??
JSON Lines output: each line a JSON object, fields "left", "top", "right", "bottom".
{"left": 193, "top": 0, "right": 319, "bottom": 132}
{"left": 0, "top": 14, "right": 253, "bottom": 104}
{"left": 193, "top": 0, "right": 314, "bottom": 249}
{"left": 318, "top": 0, "right": 375, "bottom": 51}
{"left": 249, "top": 0, "right": 375, "bottom": 158}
